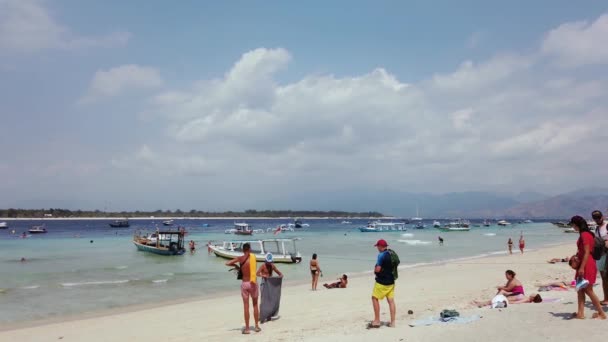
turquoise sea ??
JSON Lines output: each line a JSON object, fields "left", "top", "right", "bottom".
{"left": 0, "top": 219, "right": 574, "bottom": 323}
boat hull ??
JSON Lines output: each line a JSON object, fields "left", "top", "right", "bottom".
{"left": 436, "top": 228, "right": 470, "bottom": 232}
{"left": 210, "top": 246, "right": 301, "bottom": 264}
{"left": 234, "top": 231, "right": 253, "bottom": 236}
{"left": 133, "top": 241, "right": 185, "bottom": 255}
{"left": 28, "top": 230, "right": 47, "bottom": 234}
{"left": 358, "top": 227, "right": 406, "bottom": 232}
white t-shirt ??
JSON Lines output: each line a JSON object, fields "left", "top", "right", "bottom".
{"left": 596, "top": 222, "right": 608, "bottom": 241}
{"left": 491, "top": 294, "right": 508, "bottom": 308}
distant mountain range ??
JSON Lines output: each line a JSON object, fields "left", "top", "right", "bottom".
{"left": 282, "top": 188, "right": 608, "bottom": 219}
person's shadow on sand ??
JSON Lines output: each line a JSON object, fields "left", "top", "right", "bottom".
{"left": 549, "top": 312, "right": 574, "bottom": 320}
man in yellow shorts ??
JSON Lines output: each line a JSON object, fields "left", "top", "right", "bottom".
{"left": 369, "top": 239, "right": 396, "bottom": 328}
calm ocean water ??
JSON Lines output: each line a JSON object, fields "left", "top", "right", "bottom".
{"left": 0, "top": 219, "right": 574, "bottom": 323}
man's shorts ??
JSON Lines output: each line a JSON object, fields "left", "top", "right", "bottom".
{"left": 372, "top": 282, "right": 395, "bottom": 300}
{"left": 241, "top": 281, "right": 259, "bottom": 300}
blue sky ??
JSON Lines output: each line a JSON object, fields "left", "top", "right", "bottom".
{"left": 1, "top": 0, "right": 607, "bottom": 212}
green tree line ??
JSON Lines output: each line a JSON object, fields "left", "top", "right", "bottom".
{"left": 0, "top": 208, "right": 383, "bottom": 218}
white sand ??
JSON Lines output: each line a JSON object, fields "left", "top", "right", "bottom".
{"left": 2, "top": 243, "right": 604, "bottom": 342}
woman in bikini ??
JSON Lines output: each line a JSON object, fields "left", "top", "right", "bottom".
{"left": 310, "top": 253, "right": 321, "bottom": 291}
{"left": 507, "top": 238, "right": 513, "bottom": 255}
{"left": 519, "top": 233, "right": 525, "bottom": 254}
{"left": 496, "top": 270, "right": 526, "bottom": 301}
{"left": 324, "top": 274, "right": 348, "bottom": 289}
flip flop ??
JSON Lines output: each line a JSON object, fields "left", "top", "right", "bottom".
{"left": 242, "top": 330, "right": 251, "bottom": 335}
{"left": 366, "top": 322, "right": 381, "bottom": 329}
{"left": 254, "top": 327, "right": 262, "bottom": 332}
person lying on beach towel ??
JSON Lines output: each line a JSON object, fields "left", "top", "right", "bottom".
{"left": 538, "top": 281, "right": 571, "bottom": 291}
{"left": 324, "top": 274, "right": 348, "bottom": 289}
{"left": 474, "top": 293, "right": 542, "bottom": 307}
{"left": 548, "top": 257, "right": 570, "bottom": 264}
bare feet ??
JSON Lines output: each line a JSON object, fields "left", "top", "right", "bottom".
{"left": 570, "top": 312, "right": 585, "bottom": 320}
{"left": 601, "top": 300, "right": 608, "bottom": 306}
{"left": 388, "top": 322, "right": 396, "bottom": 328}
{"left": 592, "top": 313, "right": 606, "bottom": 320}
{"left": 242, "top": 329, "right": 251, "bottom": 335}
{"left": 254, "top": 326, "right": 262, "bottom": 332}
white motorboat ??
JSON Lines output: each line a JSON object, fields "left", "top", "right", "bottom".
{"left": 433, "top": 221, "right": 441, "bottom": 228}
{"left": 162, "top": 220, "right": 174, "bottom": 226}
{"left": 497, "top": 220, "right": 511, "bottom": 226}
{"left": 437, "top": 220, "right": 471, "bottom": 231}
{"left": 0, "top": 222, "right": 7, "bottom": 229}
{"left": 28, "top": 225, "right": 47, "bottom": 234}
{"left": 209, "top": 238, "right": 302, "bottom": 263}
{"left": 359, "top": 221, "right": 407, "bottom": 232}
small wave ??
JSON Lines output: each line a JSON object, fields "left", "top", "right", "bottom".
{"left": 398, "top": 239, "right": 432, "bottom": 246}
{"left": 114, "top": 266, "right": 128, "bottom": 270}
{"left": 483, "top": 233, "right": 496, "bottom": 236}
{"left": 162, "top": 272, "right": 174, "bottom": 276}
{"left": 61, "top": 280, "right": 129, "bottom": 287}
{"left": 401, "top": 233, "right": 414, "bottom": 237}
{"left": 21, "top": 285, "right": 40, "bottom": 289}
{"left": 152, "top": 279, "right": 168, "bottom": 284}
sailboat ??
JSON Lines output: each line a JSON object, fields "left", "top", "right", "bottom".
{"left": 411, "top": 205, "right": 423, "bottom": 222}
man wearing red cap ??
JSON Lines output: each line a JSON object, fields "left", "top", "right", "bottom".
{"left": 369, "top": 239, "right": 396, "bottom": 328}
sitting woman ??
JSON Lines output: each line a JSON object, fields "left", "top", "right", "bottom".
{"left": 323, "top": 274, "right": 348, "bottom": 289}
{"left": 496, "top": 270, "right": 525, "bottom": 301}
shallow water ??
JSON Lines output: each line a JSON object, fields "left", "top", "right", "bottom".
{"left": 0, "top": 219, "right": 574, "bottom": 322}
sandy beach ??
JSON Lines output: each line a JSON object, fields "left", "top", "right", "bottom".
{"left": 1, "top": 243, "right": 601, "bottom": 341}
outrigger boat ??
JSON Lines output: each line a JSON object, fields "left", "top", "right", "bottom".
{"left": 359, "top": 221, "right": 407, "bottom": 232}
{"left": 225, "top": 223, "right": 254, "bottom": 235}
{"left": 133, "top": 229, "right": 186, "bottom": 255}
{"left": 209, "top": 238, "right": 303, "bottom": 264}
{"left": 437, "top": 220, "right": 471, "bottom": 231}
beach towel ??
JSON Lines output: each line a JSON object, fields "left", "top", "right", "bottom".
{"left": 249, "top": 254, "right": 257, "bottom": 284}
{"left": 409, "top": 314, "right": 482, "bottom": 327}
{"left": 260, "top": 277, "right": 282, "bottom": 323}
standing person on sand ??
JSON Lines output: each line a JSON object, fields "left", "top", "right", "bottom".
{"left": 591, "top": 210, "right": 608, "bottom": 305}
{"left": 226, "top": 243, "right": 262, "bottom": 334}
{"left": 519, "top": 233, "right": 525, "bottom": 254}
{"left": 569, "top": 215, "right": 606, "bottom": 320}
{"left": 508, "top": 238, "right": 513, "bottom": 255}
{"left": 310, "top": 253, "right": 321, "bottom": 291}
{"left": 369, "top": 239, "right": 396, "bottom": 329}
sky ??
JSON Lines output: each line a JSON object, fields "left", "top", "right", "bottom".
{"left": 1, "top": 0, "right": 608, "bottom": 212}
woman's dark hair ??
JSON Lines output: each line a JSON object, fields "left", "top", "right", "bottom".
{"left": 342, "top": 274, "right": 348, "bottom": 280}
{"left": 506, "top": 270, "right": 516, "bottom": 277}
{"left": 533, "top": 294, "right": 542, "bottom": 303}
{"left": 312, "top": 253, "right": 317, "bottom": 260}
{"left": 570, "top": 215, "right": 591, "bottom": 234}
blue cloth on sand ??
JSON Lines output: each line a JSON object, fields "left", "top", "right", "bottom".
{"left": 409, "top": 314, "right": 482, "bottom": 327}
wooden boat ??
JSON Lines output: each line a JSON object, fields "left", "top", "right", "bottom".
{"left": 232, "top": 223, "right": 253, "bottom": 235}
{"left": 437, "top": 220, "right": 471, "bottom": 231}
{"left": 209, "top": 238, "right": 302, "bottom": 263}
{"left": 109, "top": 219, "right": 130, "bottom": 228}
{"left": 133, "top": 230, "right": 186, "bottom": 255}
{"left": 28, "top": 225, "right": 47, "bottom": 234}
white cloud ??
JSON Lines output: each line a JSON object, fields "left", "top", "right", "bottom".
{"left": 541, "top": 13, "right": 608, "bottom": 67}
{"left": 81, "top": 64, "right": 163, "bottom": 103}
{"left": 133, "top": 39, "right": 607, "bottom": 197}
{"left": 0, "top": 0, "right": 130, "bottom": 54}
{"left": 431, "top": 54, "right": 532, "bottom": 90}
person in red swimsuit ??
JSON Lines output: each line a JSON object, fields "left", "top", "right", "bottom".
{"left": 519, "top": 233, "right": 525, "bottom": 254}
{"left": 570, "top": 215, "right": 606, "bottom": 320}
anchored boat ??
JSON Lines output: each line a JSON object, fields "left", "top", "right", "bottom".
{"left": 209, "top": 238, "right": 302, "bottom": 263}
{"left": 359, "top": 221, "right": 407, "bottom": 232}
{"left": 133, "top": 229, "right": 186, "bottom": 255}
{"left": 28, "top": 225, "right": 47, "bottom": 234}
{"left": 109, "top": 219, "right": 130, "bottom": 228}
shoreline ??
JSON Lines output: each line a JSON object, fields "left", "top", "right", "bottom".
{"left": 0, "top": 217, "right": 382, "bottom": 221}
{"left": 0, "top": 242, "right": 572, "bottom": 333}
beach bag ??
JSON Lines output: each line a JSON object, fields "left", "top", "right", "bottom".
{"left": 440, "top": 309, "right": 460, "bottom": 318}
{"left": 387, "top": 249, "right": 400, "bottom": 280}
{"left": 592, "top": 229, "right": 605, "bottom": 260}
